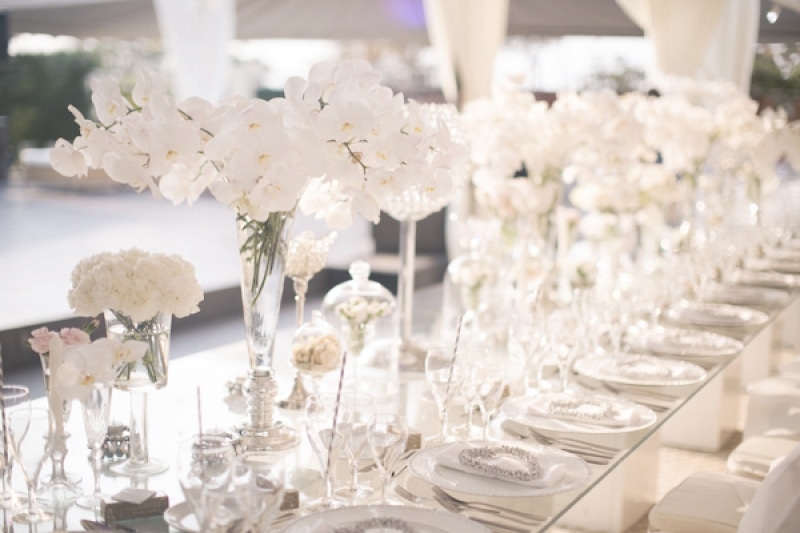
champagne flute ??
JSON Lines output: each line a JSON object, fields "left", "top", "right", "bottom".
{"left": 10, "top": 407, "right": 53, "bottom": 524}
{"left": 471, "top": 363, "right": 505, "bottom": 440}
{"left": 0, "top": 385, "right": 29, "bottom": 510}
{"left": 76, "top": 384, "right": 112, "bottom": 510}
{"left": 425, "top": 347, "right": 466, "bottom": 444}
{"left": 368, "top": 412, "right": 407, "bottom": 505}
{"left": 304, "top": 394, "right": 345, "bottom": 511}
{"left": 334, "top": 392, "right": 374, "bottom": 503}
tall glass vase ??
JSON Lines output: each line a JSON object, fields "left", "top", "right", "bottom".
{"left": 36, "top": 354, "right": 81, "bottom": 506}
{"left": 235, "top": 211, "right": 300, "bottom": 452}
{"left": 106, "top": 309, "right": 171, "bottom": 476}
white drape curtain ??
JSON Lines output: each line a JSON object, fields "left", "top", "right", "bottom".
{"left": 422, "top": 0, "right": 509, "bottom": 107}
{"left": 152, "top": 0, "right": 235, "bottom": 103}
{"left": 617, "top": 0, "right": 760, "bottom": 92}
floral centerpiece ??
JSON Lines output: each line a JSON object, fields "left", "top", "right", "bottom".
{"left": 52, "top": 60, "right": 463, "bottom": 451}
{"left": 68, "top": 247, "right": 203, "bottom": 387}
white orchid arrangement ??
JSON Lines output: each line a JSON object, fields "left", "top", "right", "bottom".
{"left": 461, "top": 85, "right": 562, "bottom": 220}
{"left": 68, "top": 248, "right": 203, "bottom": 323}
{"left": 52, "top": 61, "right": 464, "bottom": 231}
{"left": 53, "top": 337, "right": 148, "bottom": 401}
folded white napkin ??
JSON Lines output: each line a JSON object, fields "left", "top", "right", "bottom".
{"left": 612, "top": 357, "right": 701, "bottom": 382}
{"left": 526, "top": 394, "right": 643, "bottom": 428}
{"left": 436, "top": 442, "right": 565, "bottom": 488}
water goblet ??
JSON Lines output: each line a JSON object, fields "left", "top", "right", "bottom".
{"left": 176, "top": 433, "right": 237, "bottom": 531}
{"left": 0, "top": 385, "right": 30, "bottom": 510}
{"left": 367, "top": 412, "right": 408, "bottom": 505}
{"left": 235, "top": 456, "right": 285, "bottom": 532}
{"left": 10, "top": 407, "right": 53, "bottom": 524}
{"left": 424, "top": 347, "right": 467, "bottom": 444}
{"left": 304, "top": 394, "right": 345, "bottom": 512}
{"left": 76, "top": 384, "right": 112, "bottom": 511}
{"left": 333, "top": 392, "right": 374, "bottom": 503}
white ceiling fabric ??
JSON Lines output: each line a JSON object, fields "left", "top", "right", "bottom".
{"left": 423, "top": 0, "right": 509, "bottom": 106}
{"left": 618, "top": 0, "right": 761, "bottom": 92}
{"left": 152, "top": 0, "right": 234, "bottom": 102}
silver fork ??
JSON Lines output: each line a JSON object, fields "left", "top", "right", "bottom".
{"left": 432, "top": 486, "right": 546, "bottom": 524}
{"left": 395, "top": 486, "right": 532, "bottom": 532}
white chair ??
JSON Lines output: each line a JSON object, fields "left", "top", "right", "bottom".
{"left": 742, "top": 376, "right": 800, "bottom": 440}
{"left": 726, "top": 431, "right": 800, "bottom": 480}
{"left": 648, "top": 442, "right": 800, "bottom": 533}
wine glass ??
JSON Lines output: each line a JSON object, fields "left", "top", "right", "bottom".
{"left": 10, "top": 407, "right": 53, "bottom": 524}
{"left": 77, "top": 384, "right": 113, "bottom": 510}
{"left": 334, "top": 392, "right": 374, "bottom": 503}
{"left": 235, "top": 457, "right": 285, "bottom": 532}
{"left": 471, "top": 363, "right": 505, "bottom": 440}
{"left": 176, "top": 433, "right": 236, "bottom": 530}
{"left": 0, "top": 385, "right": 30, "bottom": 510}
{"left": 367, "top": 412, "right": 408, "bottom": 505}
{"left": 304, "top": 394, "right": 345, "bottom": 511}
{"left": 424, "top": 347, "right": 467, "bottom": 444}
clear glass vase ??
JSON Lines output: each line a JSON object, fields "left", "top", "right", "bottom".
{"left": 36, "top": 354, "right": 82, "bottom": 507}
{"left": 235, "top": 211, "right": 300, "bottom": 452}
{"left": 106, "top": 309, "right": 172, "bottom": 476}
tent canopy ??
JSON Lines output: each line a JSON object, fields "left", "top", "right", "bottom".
{"left": 5, "top": 0, "right": 800, "bottom": 43}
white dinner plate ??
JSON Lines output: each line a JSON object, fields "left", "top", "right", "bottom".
{"left": 164, "top": 501, "right": 198, "bottom": 533}
{"left": 407, "top": 440, "right": 591, "bottom": 498}
{"left": 574, "top": 353, "right": 706, "bottom": 387}
{"left": 500, "top": 392, "right": 657, "bottom": 436}
{"left": 279, "top": 504, "right": 491, "bottom": 533}
{"left": 704, "top": 285, "right": 789, "bottom": 307}
{"left": 665, "top": 301, "right": 769, "bottom": 327}
{"left": 635, "top": 327, "right": 744, "bottom": 359}
{"left": 736, "top": 270, "right": 800, "bottom": 289}
{"left": 766, "top": 247, "right": 800, "bottom": 262}
{"left": 747, "top": 258, "right": 800, "bottom": 274}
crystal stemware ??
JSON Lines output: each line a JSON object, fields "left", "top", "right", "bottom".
{"left": 76, "top": 384, "right": 112, "bottom": 511}
{"left": 304, "top": 394, "right": 345, "bottom": 511}
{"left": 367, "top": 412, "right": 408, "bottom": 505}
{"left": 176, "top": 433, "right": 237, "bottom": 531}
{"left": 424, "top": 347, "right": 466, "bottom": 444}
{"left": 235, "top": 457, "right": 285, "bottom": 532}
{"left": 471, "top": 363, "right": 505, "bottom": 440}
{"left": 333, "top": 392, "right": 374, "bottom": 503}
{"left": 10, "top": 407, "right": 53, "bottom": 524}
{"left": 0, "top": 385, "right": 29, "bottom": 510}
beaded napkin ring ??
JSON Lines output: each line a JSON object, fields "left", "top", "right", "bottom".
{"left": 333, "top": 518, "right": 416, "bottom": 533}
{"left": 458, "top": 445, "right": 540, "bottom": 482}
{"left": 546, "top": 396, "right": 612, "bottom": 421}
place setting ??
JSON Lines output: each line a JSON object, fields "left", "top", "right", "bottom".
{"left": 628, "top": 325, "right": 745, "bottom": 366}
{"left": 663, "top": 300, "right": 770, "bottom": 329}
{"left": 701, "top": 284, "right": 790, "bottom": 308}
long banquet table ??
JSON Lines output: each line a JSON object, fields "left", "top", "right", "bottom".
{"left": 5, "top": 281, "right": 799, "bottom": 533}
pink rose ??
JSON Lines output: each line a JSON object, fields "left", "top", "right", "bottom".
{"left": 29, "top": 327, "right": 57, "bottom": 355}
{"left": 59, "top": 327, "right": 91, "bottom": 346}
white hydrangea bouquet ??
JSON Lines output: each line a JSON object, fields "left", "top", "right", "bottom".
{"left": 68, "top": 248, "right": 203, "bottom": 323}
{"left": 68, "top": 248, "right": 203, "bottom": 385}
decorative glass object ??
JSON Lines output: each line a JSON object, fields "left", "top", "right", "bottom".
{"left": 76, "top": 384, "right": 112, "bottom": 511}
{"left": 106, "top": 309, "right": 171, "bottom": 476}
{"left": 289, "top": 310, "right": 342, "bottom": 398}
{"left": 279, "top": 231, "right": 336, "bottom": 410}
{"left": 235, "top": 212, "right": 300, "bottom": 452}
{"left": 323, "top": 261, "right": 395, "bottom": 391}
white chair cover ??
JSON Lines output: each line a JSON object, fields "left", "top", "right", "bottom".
{"left": 727, "top": 433, "right": 800, "bottom": 480}
{"left": 743, "top": 377, "right": 800, "bottom": 440}
{"left": 737, "top": 442, "right": 800, "bottom": 532}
